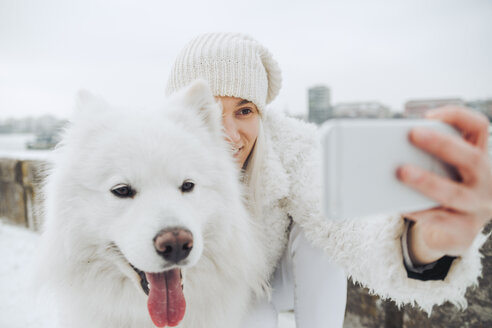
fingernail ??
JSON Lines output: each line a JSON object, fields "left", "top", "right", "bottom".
{"left": 402, "top": 166, "right": 422, "bottom": 182}
{"left": 412, "top": 128, "right": 432, "bottom": 143}
{"left": 406, "top": 167, "right": 422, "bottom": 181}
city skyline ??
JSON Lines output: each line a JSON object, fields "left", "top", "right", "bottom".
{"left": 1, "top": 91, "right": 490, "bottom": 121}
{"left": 1, "top": 0, "right": 491, "bottom": 119}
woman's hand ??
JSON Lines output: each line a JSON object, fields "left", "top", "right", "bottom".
{"left": 397, "top": 106, "right": 492, "bottom": 265}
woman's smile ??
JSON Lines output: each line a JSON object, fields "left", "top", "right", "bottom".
{"left": 218, "top": 96, "right": 260, "bottom": 167}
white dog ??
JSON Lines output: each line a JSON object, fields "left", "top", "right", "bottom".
{"left": 37, "top": 80, "right": 270, "bottom": 328}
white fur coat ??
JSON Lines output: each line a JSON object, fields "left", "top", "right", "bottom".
{"left": 256, "top": 109, "right": 488, "bottom": 313}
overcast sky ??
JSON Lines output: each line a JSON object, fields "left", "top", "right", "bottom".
{"left": 1, "top": 0, "right": 491, "bottom": 119}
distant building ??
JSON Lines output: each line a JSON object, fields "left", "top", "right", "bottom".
{"left": 333, "top": 101, "right": 391, "bottom": 119}
{"left": 308, "top": 85, "right": 332, "bottom": 125}
{"left": 0, "top": 115, "right": 66, "bottom": 134}
{"left": 466, "top": 99, "right": 492, "bottom": 121}
{"left": 404, "top": 98, "right": 465, "bottom": 118}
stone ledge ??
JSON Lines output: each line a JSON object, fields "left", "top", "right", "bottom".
{"left": 0, "top": 158, "right": 45, "bottom": 230}
{"left": 344, "top": 222, "right": 492, "bottom": 327}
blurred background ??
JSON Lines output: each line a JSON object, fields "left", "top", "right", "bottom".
{"left": 1, "top": 0, "right": 492, "bottom": 155}
{"left": 0, "top": 0, "right": 491, "bottom": 327}
{"left": 1, "top": 0, "right": 492, "bottom": 118}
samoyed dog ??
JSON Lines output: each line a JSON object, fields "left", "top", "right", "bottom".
{"left": 37, "top": 80, "right": 270, "bottom": 328}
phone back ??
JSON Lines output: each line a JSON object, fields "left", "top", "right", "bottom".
{"left": 319, "top": 119, "right": 460, "bottom": 220}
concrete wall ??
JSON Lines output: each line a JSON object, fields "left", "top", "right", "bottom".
{"left": 1, "top": 158, "right": 491, "bottom": 327}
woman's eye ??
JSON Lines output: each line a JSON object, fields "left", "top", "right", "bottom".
{"left": 110, "top": 184, "right": 136, "bottom": 198}
{"left": 180, "top": 180, "right": 195, "bottom": 193}
{"left": 237, "top": 108, "right": 252, "bottom": 116}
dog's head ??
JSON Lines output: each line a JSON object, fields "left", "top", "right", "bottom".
{"left": 47, "top": 80, "right": 242, "bottom": 327}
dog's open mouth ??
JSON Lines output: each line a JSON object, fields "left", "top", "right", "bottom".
{"left": 131, "top": 264, "right": 185, "bottom": 327}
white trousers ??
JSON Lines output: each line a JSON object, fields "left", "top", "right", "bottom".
{"left": 242, "top": 223, "right": 347, "bottom": 328}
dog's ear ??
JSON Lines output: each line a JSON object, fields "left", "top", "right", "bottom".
{"left": 70, "top": 90, "right": 113, "bottom": 139}
{"left": 75, "top": 89, "right": 110, "bottom": 114}
{"left": 178, "top": 79, "right": 223, "bottom": 136}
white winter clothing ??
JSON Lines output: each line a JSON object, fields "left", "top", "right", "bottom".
{"left": 256, "top": 109, "right": 489, "bottom": 313}
{"left": 166, "top": 33, "right": 282, "bottom": 114}
{"left": 242, "top": 222, "right": 347, "bottom": 328}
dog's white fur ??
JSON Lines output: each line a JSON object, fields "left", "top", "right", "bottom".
{"left": 37, "top": 80, "right": 270, "bottom": 328}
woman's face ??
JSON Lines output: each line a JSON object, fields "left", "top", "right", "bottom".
{"left": 217, "top": 96, "right": 259, "bottom": 168}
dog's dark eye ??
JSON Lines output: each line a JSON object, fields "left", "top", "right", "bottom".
{"left": 180, "top": 180, "right": 195, "bottom": 193}
{"left": 111, "top": 184, "right": 136, "bottom": 198}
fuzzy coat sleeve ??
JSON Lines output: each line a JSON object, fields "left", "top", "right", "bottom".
{"left": 266, "top": 111, "right": 489, "bottom": 313}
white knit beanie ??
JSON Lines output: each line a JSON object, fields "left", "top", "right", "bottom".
{"left": 165, "top": 33, "right": 282, "bottom": 113}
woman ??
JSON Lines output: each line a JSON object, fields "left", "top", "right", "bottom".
{"left": 166, "top": 33, "right": 492, "bottom": 327}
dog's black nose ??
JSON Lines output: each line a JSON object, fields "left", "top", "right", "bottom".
{"left": 153, "top": 228, "right": 193, "bottom": 263}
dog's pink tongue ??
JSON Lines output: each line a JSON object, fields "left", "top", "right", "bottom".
{"left": 146, "top": 269, "right": 186, "bottom": 327}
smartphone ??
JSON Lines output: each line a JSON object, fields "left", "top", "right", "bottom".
{"left": 319, "top": 119, "right": 461, "bottom": 220}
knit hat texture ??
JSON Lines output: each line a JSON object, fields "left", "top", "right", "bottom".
{"left": 166, "top": 33, "right": 282, "bottom": 113}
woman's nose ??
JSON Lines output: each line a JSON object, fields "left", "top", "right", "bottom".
{"left": 223, "top": 117, "right": 241, "bottom": 143}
